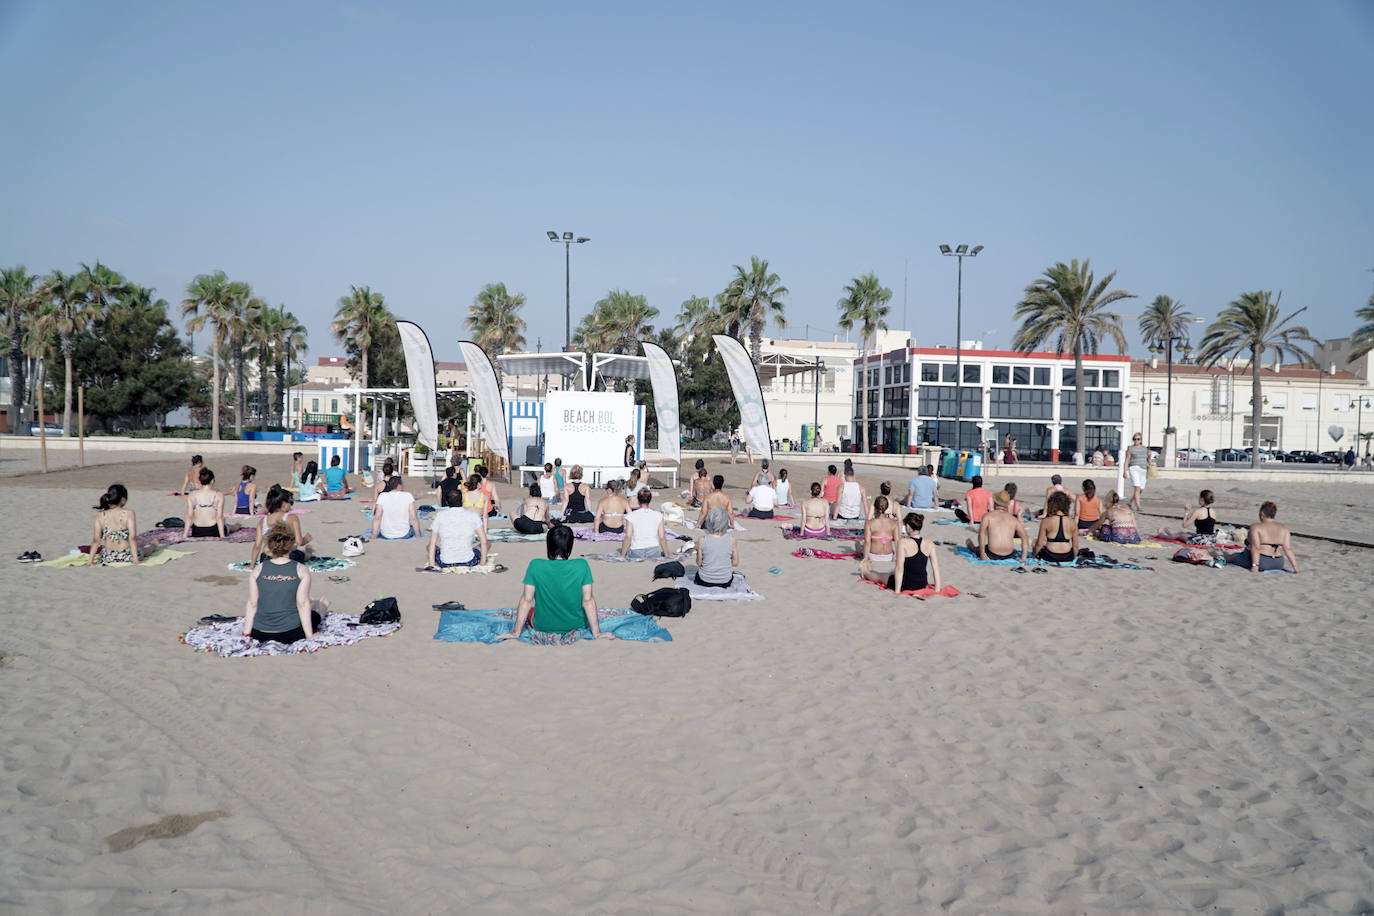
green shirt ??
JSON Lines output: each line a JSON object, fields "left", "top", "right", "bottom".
{"left": 523, "top": 558, "right": 594, "bottom": 633}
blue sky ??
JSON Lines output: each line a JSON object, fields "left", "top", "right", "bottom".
{"left": 3, "top": 1, "right": 1372, "bottom": 365}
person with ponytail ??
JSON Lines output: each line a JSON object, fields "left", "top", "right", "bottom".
{"left": 89, "top": 484, "right": 140, "bottom": 565}
{"left": 249, "top": 486, "right": 313, "bottom": 569}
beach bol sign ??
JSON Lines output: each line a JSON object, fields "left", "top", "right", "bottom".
{"left": 544, "top": 391, "right": 635, "bottom": 468}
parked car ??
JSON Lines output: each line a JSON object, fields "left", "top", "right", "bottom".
{"left": 1258, "top": 448, "right": 1282, "bottom": 462}
{"left": 1213, "top": 448, "right": 1248, "bottom": 462}
{"left": 1319, "top": 450, "right": 1344, "bottom": 464}
{"left": 28, "top": 422, "right": 64, "bottom": 437}
{"left": 1176, "top": 447, "right": 1212, "bottom": 463}
{"left": 1284, "top": 450, "right": 1323, "bottom": 463}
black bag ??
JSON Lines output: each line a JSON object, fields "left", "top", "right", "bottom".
{"left": 156, "top": 517, "right": 184, "bottom": 529}
{"left": 360, "top": 596, "right": 401, "bottom": 625}
{"left": 631, "top": 587, "right": 691, "bottom": 618}
{"left": 652, "top": 560, "right": 685, "bottom": 581}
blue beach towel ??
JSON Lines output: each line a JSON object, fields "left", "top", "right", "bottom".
{"left": 433, "top": 608, "right": 671, "bottom": 644}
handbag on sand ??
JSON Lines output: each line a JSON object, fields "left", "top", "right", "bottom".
{"left": 652, "top": 560, "right": 686, "bottom": 581}
{"left": 631, "top": 587, "right": 691, "bottom": 618}
{"left": 360, "top": 597, "right": 400, "bottom": 625}
{"left": 342, "top": 536, "right": 366, "bottom": 558}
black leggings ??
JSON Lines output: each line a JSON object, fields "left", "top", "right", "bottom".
{"left": 693, "top": 572, "right": 734, "bottom": 589}
{"left": 597, "top": 522, "right": 624, "bottom": 535}
{"left": 252, "top": 610, "right": 322, "bottom": 645}
{"left": 563, "top": 511, "right": 594, "bottom": 524}
{"left": 190, "top": 524, "right": 221, "bottom": 538}
{"left": 512, "top": 516, "right": 545, "bottom": 534}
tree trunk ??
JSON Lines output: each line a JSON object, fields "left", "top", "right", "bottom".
{"left": 273, "top": 354, "right": 286, "bottom": 427}
{"left": 258, "top": 356, "right": 269, "bottom": 429}
{"left": 750, "top": 319, "right": 762, "bottom": 366}
{"left": 210, "top": 344, "right": 221, "bottom": 440}
{"left": 233, "top": 338, "right": 246, "bottom": 437}
{"left": 61, "top": 335, "right": 74, "bottom": 436}
{"left": 1251, "top": 344, "right": 1262, "bottom": 469}
{"left": 1074, "top": 342, "right": 1086, "bottom": 461}
{"left": 860, "top": 343, "right": 869, "bottom": 453}
{"left": 8, "top": 342, "right": 24, "bottom": 435}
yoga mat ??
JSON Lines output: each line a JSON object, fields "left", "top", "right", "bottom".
{"left": 39, "top": 548, "right": 193, "bottom": 568}
{"left": 673, "top": 574, "right": 763, "bottom": 600}
{"left": 486, "top": 529, "right": 546, "bottom": 542}
{"left": 140, "top": 527, "right": 257, "bottom": 547}
{"left": 790, "top": 547, "right": 862, "bottom": 559}
{"left": 779, "top": 527, "right": 856, "bottom": 541}
{"left": 586, "top": 551, "right": 689, "bottom": 563}
{"left": 433, "top": 608, "right": 671, "bottom": 644}
{"left": 861, "top": 580, "right": 962, "bottom": 599}
{"left": 227, "top": 557, "right": 356, "bottom": 572}
{"left": 415, "top": 563, "right": 501, "bottom": 575}
{"left": 181, "top": 613, "right": 401, "bottom": 657}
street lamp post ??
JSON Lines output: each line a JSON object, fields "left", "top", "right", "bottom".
{"left": 939, "top": 243, "right": 983, "bottom": 450}
{"left": 546, "top": 230, "right": 590, "bottom": 350}
{"left": 1148, "top": 334, "right": 1191, "bottom": 467}
{"left": 813, "top": 358, "right": 826, "bottom": 451}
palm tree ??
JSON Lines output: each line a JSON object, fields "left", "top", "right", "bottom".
{"left": 0, "top": 266, "right": 42, "bottom": 435}
{"left": 571, "top": 311, "right": 617, "bottom": 356}
{"left": 37, "top": 269, "right": 99, "bottom": 435}
{"left": 1138, "top": 295, "right": 1195, "bottom": 347}
{"left": 596, "top": 290, "right": 658, "bottom": 354}
{"left": 245, "top": 298, "right": 276, "bottom": 426}
{"left": 1196, "top": 291, "right": 1316, "bottom": 469}
{"left": 837, "top": 273, "right": 893, "bottom": 454}
{"left": 1012, "top": 260, "right": 1133, "bottom": 459}
{"left": 272, "top": 307, "right": 307, "bottom": 427}
{"left": 332, "top": 285, "right": 392, "bottom": 390}
{"left": 716, "top": 256, "right": 788, "bottom": 365}
{"left": 465, "top": 283, "right": 527, "bottom": 386}
{"left": 1350, "top": 293, "right": 1374, "bottom": 360}
{"left": 180, "top": 270, "right": 249, "bottom": 440}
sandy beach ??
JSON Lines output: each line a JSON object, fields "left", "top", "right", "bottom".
{"left": 3, "top": 449, "right": 1372, "bottom": 913}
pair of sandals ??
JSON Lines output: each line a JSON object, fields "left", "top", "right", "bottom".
{"left": 1012, "top": 566, "right": 1049, "bottom": 574}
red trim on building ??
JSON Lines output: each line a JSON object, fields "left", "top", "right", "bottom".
{"left": 863, "top": 347, "right": 1131, "bottom": 365}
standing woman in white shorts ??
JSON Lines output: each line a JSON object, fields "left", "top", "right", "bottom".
{"left": 1125, "top": 433, "right": 1151, "bottom": 512}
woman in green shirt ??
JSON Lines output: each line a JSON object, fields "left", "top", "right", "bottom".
{"left": 497, "top": 525, "right": 612, "bottom": 640}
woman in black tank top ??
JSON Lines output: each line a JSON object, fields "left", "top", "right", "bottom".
{"left": 1034, "top": 491, "right": 1078, "bottom": 562}
{"left": 562, "top": 470, "right": 595, "bottom": 523}
{"left": 1184, "top": 490, "right": 1218, "bottom": 540}
{"left": 885, "top": 512, "right": 942, "bottom": 592}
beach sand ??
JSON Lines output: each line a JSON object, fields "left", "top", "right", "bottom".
{"left": 3, "top": 450, "right": 1372, "bottom": 912}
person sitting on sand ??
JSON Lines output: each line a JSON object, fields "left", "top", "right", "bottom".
{"left": 620, "top": 488, "right": 670, "bottom": 560}
{"left": 463, "top": 473, "right": 490, "bottom": 520}
{"left": 233, "top": 465, "right": 258, "bottom": 516}
{"left": 745, "top": 476, "right": 777, "bottom": 519}
{"left": 1076, "top": 479, "right": 1103, "bottom": 535}
{"left": 552, "top": 458, "right": 566, "bottom": 495}
{"left": 797, "top": 482, "right": 831, "bottom": 537}
{"left": 322, "top": 455, "right": 352, "bottom": 500}
{"left": 955, "top": 475, "right": 993, "bottom": 525}
{"left": 1003, "top": 482, "right": 1024, "bottom": 520}
{"left": 296, "top": 460, "right": 321, "bottom": 502}
{"left": 373, "top": 458, "right": 399, "bottom": 502}
{"left": 1033, "top": 491, "right": 1078, "bottom": 563}
{"left": 859, "top": 495, "right": 900, "bottom": 580}
{"left": 694, "top": 507, "right": 739, "bottom": 588}
{"left": 1224, "top": 501, "right": 1301, "bottom": 574}
{"left": 751, "top": 459, "right": 776, "bottom": 490}
{"left": 497, "top": 524, "right": 610, "bottom": 640}
{"left": 513, "top": 482, "right": 555, "bottom": 535}
{"left": 184, "top": 467, "right": 227, "bottom": 538}
{"left": 877, "top": 482, "right": 901, "bottom": 519}
{"left": 905, "top": 465, "right": 938, "bottom": 510}
{"left": 89, "top": 483, "right": 140, "bottom": 565}
{"left": 175, "top": 455, "right": 203, "bottom": 496}
{"left": 537, "top": 463, "right": 560, "bottom": 508}
{"left": 475, "top": 465, "right": 501, "bottom": 518}
{"left": 821, "top": 464, "right": 843, "bottom": 511}
{"left": 625, "top": 467, "right": 647, "bottom": 501}
{"left": 684, "top": 466, "right": 711, "bottom": 508}
{"left": 864, "top": 512, "right": 942, "bottom": 593}
{"left": 437, "top": 464, "right": 463, "bottom": 507}
{"left": 696, "top": 474, "right": 734, "bottom": 528}
{"left": 1034, "top": 473, "right": 1068, "bottom": 520}
{"left": 250, "top": 487, "right": 312, "bottom": 568}
{"left": 242, "top": 523, "right": 329, "bottom": 644}
{"left": 774, "top": 468, "right": 792, "bottom": 507}
{"left": 370, "top": 475, "right": 421, "bottom": 540}
{"left": 291, "top": 451, "right": 304, "bottom": 486}
{"left": 427, "top": 485, "right": 488, "bottom": 569}
{"left": 832, "top": 466, "right": 869, "bottom": 523}
{"left": 593, "top": 479, "right": 631, "bottom": 535}
{"left": 561, "top": 465, "right": 595, "bottom": 524}
{"left": 965, "top": 490, "right": 1029, "bottom": 562}
{"left": 1096, "top": 491, "right": 1140, "bottom": 544}
{"left": 1177, "top": 489, "right": 1219, "bottom": 545}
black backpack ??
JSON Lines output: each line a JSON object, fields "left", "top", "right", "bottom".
{"left": 360, "top": 596, "right": 401, "bottom": 625}
{"left": 156, "top": 517, "right": 184, "bottom": 529}
{"left": 652, "top": 560, "right": 685, "bottom": 581}
{"left": 631, "top": 587, "right": 691, "bottom": 618}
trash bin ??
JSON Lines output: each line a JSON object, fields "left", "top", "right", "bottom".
{"left": 907, "top": 445, "right": 918, "bottom": 455}
{"left": 841, "top": 438, "right": 852, "bottom": 453}
{"left": 939, "top": 449, "right": 958, "bottom": 478}
{"left": 961, "top": 452, "right": 984, "bottom": 481}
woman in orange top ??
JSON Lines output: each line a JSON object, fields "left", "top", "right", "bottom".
{"left": 1075, "top": 478, "right": 1103, "bottom": 536}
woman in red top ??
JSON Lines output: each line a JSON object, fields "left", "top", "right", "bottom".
{"left": 1075, "top": 478, "right": 1103, "bottom": 535}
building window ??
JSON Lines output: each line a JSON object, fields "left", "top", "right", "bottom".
{"left": 989, "top": 387, "right": 1054, "bottom": 420}
{"left": 1060, "top": 390, "right": 1123, "bottom": 422}
{"left": 1033, "top": 367, "right": 1050, "bottom": 386}
{"left": 1269, "top": 392, "right": 1287, "bottom": 410}
{"left": 993, "top": 365, "right": 1010, "bottom": 384}
{"left": 1062, "top": 368, "right": 1075, "bottom": 387}
{"left": 1101, "top": 369, "right": 1120, "bottom": 388}
{"left": 921, "top": 363, "right": 940, "bottom": 382}
{"left": 330, "top": 399, "right": 339, "bottom": 412}
{"left": 292, "top": 397, "right": 300, "bottom": 411}
{"left": 941, "top": 364, "right": 958, "bottom": 383}
{"left": 1013, "top": 366, "right": 1030, "bottom": 385}
{"left": 962, "top": 364, "right": 980, "bottom": 383}
{"left": 917, "top": 385, "right": 981, "bottom": 417}
{"left": 1302, "top": 394, "right": 1317, "bottom": 411}
{"left": 310, "top": 398, "right": 319, "bottom": 412}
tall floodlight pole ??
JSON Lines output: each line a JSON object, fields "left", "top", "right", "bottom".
{"left": 1148, "top": 334, "right": 1192, "bottom": 467}
{"left": 939, "top": 244, "right": 983, "bottom": 449}
{"left": 813, "top": 358, "right": 826, "bottom": 451}
{"left": 547, "top": 230, "right": 590, "bottom": 350}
